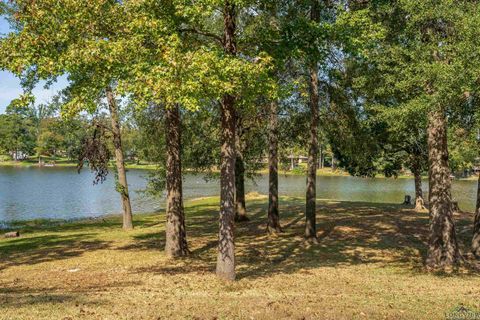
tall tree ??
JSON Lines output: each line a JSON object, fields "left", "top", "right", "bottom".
{"left": 216, "top": 0, "right": 237, "bottom": 280}
{"left": 0, "top": 97, "right": 37, "bottom": 160}
{"left": 234, "top": 115, "right": 248, "bottom": 222}
{"left": 106, "top": 87, "right": 134, "bottom": 230}
{"left": 361, "top": 0, "right": 480, "bottom": 269}
{"left": 117, "top": 3, "right": 199, "bottom": 255}
{"left": 1, "top": 0, "right": 137, "bottom": 230}
{"left": 305, "top": 65, "right": 320, "bottom": 241}
{"left": 473, "top": 127, "right": 480, "bottom": 257}
{"left": 128, "top": 1, "right": 273, "bottom": 264}
{"left": 469, "top": 113, "right": 480, "bottom": 257}
{"left": 176, "top": 0, "right": 275, "bottom": 279}
{"left": 408, "top": 141, "right": 428, "bottom": 212}
{"left": 283, "top": 0, "right": 348, "bottom": 241}
{"left": 304, "top": 0, "right": 324, "bottom": 242}
{"left": 164, "top": 104, "right": 188, "bottom": 256}
{"left": 267, "top": 100, "right": 282, "bottom": 232}
{"left": 426, "top": 107, "right": 460, "bottom": 268}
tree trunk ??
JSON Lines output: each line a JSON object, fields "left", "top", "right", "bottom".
{"left": 235, "top": 156, "right": 248, "bottom": 222}
{"left": 471, "top": 170, "right": 480, "bottom": 257}
{"left": 305, "top": 62, "right": 319, "bottom": 242}
{"left": 426, "top": 108, "right": 460, "bottom": 270}
{"left": 319, "top": 145, "right": 324, "bottom": 169}
{"left": 165, "top": 104, "right": 188, "bottom": 257}
{"left": 106, "top": 86, "right": 133, "bottom": 231}
{"left": 268, "top": 101, "right": 282, "bottom": 233}
{"left": 305, "top": 0, "right": 320, "bottom": 242}
{"left": 412, "top": 156, "right": 426, "bottom": 211}
{"left": 217, "top": 95, "right": 236, "bottom": 280}
{"left": 216, "top": 1, "right": 236, "bottom": 281}
{"left": 235, "top": 116, "right": 248, "bottom": 222}
{"left": 331, "top": 155, "right": 337, "bottom": 171}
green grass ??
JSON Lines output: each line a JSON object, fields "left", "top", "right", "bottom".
{"left": 0, "top": 157, "right": 355, "bottom": 176}
{"left": 0, "top": 156, "right": 434, "bottom": 180}
{"left": 0, "top": 195, "right": 478, "bottom": 319}
{"left": 6, "top": 156, "right": 476, "bottom": 181}
{"left": 0, "top": 157, "right": 78, "bottom": 168}
{"left": 0, "top": 157, "right": 158, "bottom": 170}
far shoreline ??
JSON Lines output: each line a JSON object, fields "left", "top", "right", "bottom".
{"left": 0, "top": 158, "right": 432, "bottom": 179}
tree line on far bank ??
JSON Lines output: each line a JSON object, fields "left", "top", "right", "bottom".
{"left": 2, "top": 0, "right": 480, "bottom": 279}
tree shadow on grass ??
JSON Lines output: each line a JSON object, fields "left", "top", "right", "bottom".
{"left": 0, "top": 233, "right": 110, "bottom": 271}
{"left": 0, "top": 280, "right": 143, "bottom": 309}
{"left": 234, "top": 200, "right": 430, "bottom": 279}
{"left": 0, "top": 285, "right": 80, "bottom": 309}
{"left": 5, "top": 211, "right": 166, "bottom": 236}
{"left": 119, "top": 231, "right": 166, "bottom": 251}
{"left": 0, "top": 290, "right": 78, "bottom": 309}
{"left": 130, "top": 198, "right": 476, "bottom": 279}
{"left": 118, "top": 200, "right": 227, "bottom": 254}
{"left": 9, "top": 197, "right": 470, "bottom": 281}
{"left": 237, "top": 200, "right": 479, "bottom": 279}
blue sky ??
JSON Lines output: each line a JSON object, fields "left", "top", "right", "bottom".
{"left": 0, "top": 17, "right": 67, "bottom": 114}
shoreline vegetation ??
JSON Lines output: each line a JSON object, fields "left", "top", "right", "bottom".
{"left": 1, "top": 195, "right": 478, "bottom": 319}
{"left": 0, "top": 157, "right": 432, "bottom": 179}
{"left": 2, "top": 157, "right": 477, "bottom": 180}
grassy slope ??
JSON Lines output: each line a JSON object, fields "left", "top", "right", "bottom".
{"left": 0, "top": 196, "right": 478, "bottom": 320}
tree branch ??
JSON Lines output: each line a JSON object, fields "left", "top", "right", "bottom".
{"left": 178, "top": 28, "right": 223, "bottom": 44}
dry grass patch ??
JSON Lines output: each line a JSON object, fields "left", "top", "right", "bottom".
{"left": 0, "top": 197, "right": 479, "bottom": 319}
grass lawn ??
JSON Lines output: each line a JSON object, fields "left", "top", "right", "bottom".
{"left": 0, "top": 196, "right": 479, "bottom": 320}
{"left": 0, "top": 157, "right": 435, "bottom": 180}
{"left": 0, "top": 157, "right": 353, "bottom": 177}
{"left": 0, "top": 157, "right": 158, "bottom": 171}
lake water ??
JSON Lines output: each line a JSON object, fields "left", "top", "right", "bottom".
{"left": 0, "top": 167, "right": 477, "bottom": 222}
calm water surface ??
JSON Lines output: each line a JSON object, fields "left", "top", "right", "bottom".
{"left": 0, "top": 167, "right": 477, "bottom": 222}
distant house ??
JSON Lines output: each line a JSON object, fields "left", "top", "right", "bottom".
{"left": 287, "top": 155, "right": 308, "bottom": 169}
{"left": 9, "top": 151, "right": 29, "bottom": 161}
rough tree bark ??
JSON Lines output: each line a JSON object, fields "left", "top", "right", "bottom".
{"left": 165, "top": 104, "right": 188, "bottom": 257}
{"left": 106, "top": 86, "right": 133, "bottom": 231}
{"left": 471, "top": 169, "right": 480, "bottom": 257}
{"left": 267, "top": 101, "right": 282, "bottom": 233}
{"left": 216, "top": 0, "right": 237, "bottom": 281}
{"left": 412, "top": 155, "right": 426, "bottom": 211}
{"left": 305, "top": 62, "right": 320, "bottom": 241}
{"left": 426, "top": 108, "right": 461, "bottom": 270}
{"left": 235, "top": 116, "right": 249, "bottom": 222}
